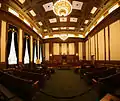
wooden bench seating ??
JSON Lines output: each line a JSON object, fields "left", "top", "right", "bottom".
{"left": 10, "top": 70, "right": 46, "bottom": 89}
{"left": 0, "top": 84, "right": 23, "bottom": 101}
{"left": 84, "top": 68, "right": 116, "bottom": 84}
{"left": 80, "top": 66, "right": 107, "bottom": 78}
{"left": 95, "top": 72, "right": 120, "bottom": 99}
{"left": 22, "top": 68, "right": 51, "bottom": 80}
{"left": 0, "top": 71, "right": 39, "bottom": 101}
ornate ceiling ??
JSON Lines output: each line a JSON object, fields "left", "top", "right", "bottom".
{"left": 4, "top": 0, "right": 120, "bottom": 38}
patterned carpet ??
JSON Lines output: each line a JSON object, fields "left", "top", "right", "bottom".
{"left": 35, "top": 69, "right": 98, "bottom": 101}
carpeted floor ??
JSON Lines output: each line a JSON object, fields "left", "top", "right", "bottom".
{"left": 35, "top": 69, "right": 98, "bottom": 101}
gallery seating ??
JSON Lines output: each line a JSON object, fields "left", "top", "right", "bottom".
{"left": 84, "top": 67, "right": 116, "bottom": 84}
{"left": 94, "top": 72, "right": 120, "bottom": 99}
{"left": 0, "top": 71, "right": 39, "bottom": 101}
{"left": 9, "top": 70, "right": 46, "bottom": 89}
{"left": 80, "top": 65, "right": 107, "bottom": 79}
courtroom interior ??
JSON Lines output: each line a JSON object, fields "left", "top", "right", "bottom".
{"left": 0, "top": 0, "right": 120, "bottom": 101}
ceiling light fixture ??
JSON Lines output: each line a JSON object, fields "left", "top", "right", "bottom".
{"left": 59, "top": 34, "right": 68, "bottom": 41}
{"left": 38, "top": 22, "right": 43, "bottom": 26}
{"left": 90, "top": 7, "right": 97, "bottom": 14}
{"left": 53, "top": 0, "right": 72, "bottom": 16}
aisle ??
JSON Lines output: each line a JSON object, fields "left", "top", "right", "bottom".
{"left": 35, "top": 69, "right": 98, "bottom": 101}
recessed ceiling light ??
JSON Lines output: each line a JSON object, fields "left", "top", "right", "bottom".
{"left": 29, "top": 10, "right": 36, "bottom": 16}
{"left": 18, "top": 0, "right": 25, "bottom": 4}
{"left": 43, "top": 2, "right": 53, "bottom": 12}
{"left": 68, "top": 27, "right": 75, "bottom": 30}
{"left": 44, "top": 29, "right": 47, "bottom": 32}
{"left": 38, "top": 22, "right": 43, "bottom": 26}
{"left": 60, "top": 27, "right": 67, "bottom": 30}
{"left": 60, "top": 17, "right": 67, "bottom": 22}
{"left": 90, "top": 7, "right": 97, "bottom": 14}
{"left": 49, "top": 18, "right": 57, "bottom": 23}
{"left": 52, "top": 28, "right": 59, "bottom": 30}
{"left": 44, "top": 35, "right": 49, "bottom": 39}
{"left": 84, "top": 20, "right": 89, "bottom": 24}
{"left": 80, "top": 28, "right": 84, "bottom": 31}
{"left": 72, "top": 1, "right": 83, "bottom": 10}
{"left": 70, "top": 17, "right": 78, "bottom": 22}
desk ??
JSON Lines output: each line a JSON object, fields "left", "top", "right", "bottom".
{"left": 100, "top": 93, "right": 120, "bottom": 101}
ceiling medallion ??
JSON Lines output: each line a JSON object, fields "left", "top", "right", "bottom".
{"left": 53, "top": 0, "right": 72, "bottom": 16}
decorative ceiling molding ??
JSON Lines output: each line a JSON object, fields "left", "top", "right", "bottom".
{"left": 43, "top": 2, "right": 53, "bottom": 12}
{"left": 72, "top": 1, "right": 83, "bottom": 10}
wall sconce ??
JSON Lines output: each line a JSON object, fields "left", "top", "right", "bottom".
{"left": 50, "top": 54, "right": 52, "bottom": 56}
{"left": 76, "top": 53, "right": 78, "bottom": 56}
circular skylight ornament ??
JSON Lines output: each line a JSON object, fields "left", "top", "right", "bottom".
{"left": 53, "top": 0, "right": 72, "bottom": 16}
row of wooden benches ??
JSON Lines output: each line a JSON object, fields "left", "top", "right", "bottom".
{"left": 79, "top": 65, "right": 120, "bottom": 99}
{"left": 0, "top": 67, "right": 54, "bottom": 101}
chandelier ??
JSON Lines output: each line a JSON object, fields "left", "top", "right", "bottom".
{"left": 59, "top": 34, "right": 68, "bottom": 41}
{"left": 53, "top": 0, "right": 72, "bottom": 16}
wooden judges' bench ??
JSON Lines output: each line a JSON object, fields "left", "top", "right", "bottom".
{"left": 47, "top": 55, "right": 80, "bottom": 67}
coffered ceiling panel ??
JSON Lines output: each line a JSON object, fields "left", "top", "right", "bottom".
{"left": 11, "top": 0, "right": 117, "bottom": 37}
